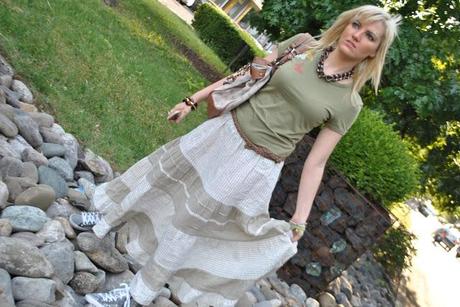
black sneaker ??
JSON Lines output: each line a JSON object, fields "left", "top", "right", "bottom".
{"left": 85, "top": 283, "right": 131, "bottom": 307}
{"left": 69, "top": 211, "right": 102, "bottom": 231}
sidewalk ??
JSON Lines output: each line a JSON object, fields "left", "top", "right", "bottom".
{"left": 158, "top": 0, "right": 194, "bottom": 25}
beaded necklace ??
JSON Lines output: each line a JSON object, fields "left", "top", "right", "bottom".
{"left": 316, "top": 47, "right": 354, "bottom": 82}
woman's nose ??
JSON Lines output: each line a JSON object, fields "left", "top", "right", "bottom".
{"left": 352, "top": 30, "right": 361, "bottom": 42}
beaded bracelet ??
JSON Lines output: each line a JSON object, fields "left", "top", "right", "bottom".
{"left": 182, "top": 96, "right": 198, "bottom": 111}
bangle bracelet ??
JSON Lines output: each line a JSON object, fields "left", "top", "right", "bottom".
{"left": 182, "top": 96, "right": 198, "bottom": 111}
{"left": 289, "top": 220, "right": 306, "bottom": 236}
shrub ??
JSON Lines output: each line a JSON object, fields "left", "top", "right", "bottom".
{"left": 330, "top": 107, "right": 420, "bottom": 207}
{"left": 192, "top": 3, "right": 265, "bottom": 70}
{"left": 372, "top": 225, "right": 417, "bottom": 279}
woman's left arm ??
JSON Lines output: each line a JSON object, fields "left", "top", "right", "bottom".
{"left": 290, "top": 127, "right": 343, "bottom": 240}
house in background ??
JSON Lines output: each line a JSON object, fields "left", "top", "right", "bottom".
{"left": 208, "top": 0, "right": 272, "bottom": 50}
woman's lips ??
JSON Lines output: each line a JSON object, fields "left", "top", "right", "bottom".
{"left": 345, "top": 40, "right": 356, "bottom": 49}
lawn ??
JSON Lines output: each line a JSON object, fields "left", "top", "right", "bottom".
{"left": 0, "top": 0, "right": 227, "bottom": 170}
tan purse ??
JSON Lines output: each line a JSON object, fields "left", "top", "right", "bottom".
{"left": 207, "top": 34, "right": 314, "bottom": 119}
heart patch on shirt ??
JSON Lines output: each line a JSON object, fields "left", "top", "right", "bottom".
{"left": 293, "top": 63, "right": 304, "bottom": 74}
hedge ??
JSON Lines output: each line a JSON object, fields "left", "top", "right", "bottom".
{"left": 192, "top": 3, "right": 265, "bottom": 71}
{"left": 330, "top": 107, "right": 420, "bottom": 207}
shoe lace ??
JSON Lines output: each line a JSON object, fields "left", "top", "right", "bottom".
{"left": 81, "top": 212, "right": 101, "bottom": 226}
{"left": 99, "top": 283, "right": 131, "bottom": 307}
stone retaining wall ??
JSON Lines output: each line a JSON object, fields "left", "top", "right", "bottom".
{"left": 269, "top": 136, "right": 393, "bottom": 297}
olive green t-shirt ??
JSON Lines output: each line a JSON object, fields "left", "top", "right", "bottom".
{"left": 234, "top": 33, "right": 362, "bottom": 158}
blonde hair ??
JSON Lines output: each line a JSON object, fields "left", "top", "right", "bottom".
{"left": 312, "top": 5, "right": 401, "bottom": 95}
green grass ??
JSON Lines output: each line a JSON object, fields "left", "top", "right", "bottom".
{"left": 0, "top": 0, "right": 227, "bottom": 170}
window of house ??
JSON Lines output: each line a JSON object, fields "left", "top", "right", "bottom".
{"left": 228, "top": 0, "right": 249, "bottom": 20}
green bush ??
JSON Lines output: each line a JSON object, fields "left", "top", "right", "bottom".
{"left": 372, "top": 225, "right": 417, "bottom": 279}
{"left": 330, "top": 107, "right": 420, "bottom": 207}
{"left": 192, "top": 3, "right": 265, "bottom": 70}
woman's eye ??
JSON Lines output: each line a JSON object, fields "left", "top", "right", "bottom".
{"left": 366, "top": 33, "right": 375, "bottom": 41}
{"left": 352, "top": 21, "right": 360, "bottom": 28}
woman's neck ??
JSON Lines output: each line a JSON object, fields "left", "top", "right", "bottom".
{"left": 323, "top": 48, "right": 358, "bottom": 75}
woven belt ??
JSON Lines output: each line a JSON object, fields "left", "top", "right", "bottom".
{"left": 230, "top": 110, "right": 285, "bottom": 163}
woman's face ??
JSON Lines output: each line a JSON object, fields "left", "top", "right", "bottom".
{"left": 337, "top": 18, "right": 386, "bottom": 62}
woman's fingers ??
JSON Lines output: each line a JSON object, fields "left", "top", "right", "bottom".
{"left": 168, "top": 104, "right": 191, "bottom": 123}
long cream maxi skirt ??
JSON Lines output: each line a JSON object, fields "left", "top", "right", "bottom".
{"left": 91, "top": 112, "right": 297, "bottom": 306}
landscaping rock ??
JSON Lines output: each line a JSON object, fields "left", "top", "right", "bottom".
{"left": 22, "top": 161, "right": 39, "bottom": 183}
{"left": 48, "top": 156, "right": 73, "bottom": 181}
{"left": 74, "top": 250, "right": 99, "bottom": 273}
{"left": 75, "top": 171, "right": 95, "bottom": 184}
{"left": 78, "top": 177, "right": 96, "bottom": 199}
{"left": 0, "top": 138, "right": 21, "bottom": 160}
{"left": 69, "top": 271, "right": 99, "bottom": 294}
{"left": 80, "top": 148, "right": 113, "bottom": 183}
{"left": 18, "top": 101, "right": 38, "bottom": 112}
{"left": 1, "top": 205, "right": 49, "bottom": 232}
{"left": 0, "top": 54, "right": 14, "bottom": 76}
{"left": 29, "top": 112, "right": 54, "bottom": 128}
{"left": 0, "top": 268, "right": 15, "bottom": 307}
{"left": 318, "top": 292, "right": 337, "bottom": 307}
{"left": 8, "top": 134, "right": 34, "bottom": 157}
{"left": 0, "top": 237, "right": 54, "bottom": 277}
{"left": 0, "top": 75, "right": 13, "bottom": 87}
{"left": 0, "top": 180, "right": 9, "bottom": 209}
{"left": 67, "top": 188, "right": 90, "bottom": 210}
{"left": 12, "top": 277, "right": 56, "bottom": 303}
{"left": 40, "top": 240, "right": 75, "bottom": 284}
{"left": 39, "top": 126, "right": 64, "bottom": 144}
{"left": 11, "top": 231, "right": 45, "bottom": 247}
{"left": 0, "top": 218, "right": 13, "bottom": 236}
{"left": 22, "top": 147, "right": 48, "bottom": 167}
{"left": 0, "top": 156, "right": 23, "bottom": 179}
{"left": 46, "top": 199, "right": 80, "bottom": 219}
{"left": 11, "top": 80, "right": 33, "bottom": 103}
{"left": 4, "top": 176, "right": 36, "bottom": 202}
{"left": 62, "top": 132, "right": 79, "bottom": 170}
{"left": 54, "top": 216, "right": 76, "bottom": 239}
{"left": 77, "top": 232, "right": 128, "bottom": 273}
{"left": 13, "top": 110, "right": 42, "bottom": 147}
{"left": 0, "top": 112, "right": 18, "bottom": 137}
{"left": 36, "top": 219, "right": 66, "bottom": 243}
{"left": 14, "top": 184, "right": 56, "bottom": 210}
{"left": 38, "top": 165, "right": 68, "bottom": 198}
{"left": 41, "top": 143, "right": 66, "bottom": 158}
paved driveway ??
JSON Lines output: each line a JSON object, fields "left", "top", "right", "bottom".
{"left": 158, "top": 0, "right": 194, "bottom": 25}
{"left": 395, "top": 210, "right": 460, "bottom": 307}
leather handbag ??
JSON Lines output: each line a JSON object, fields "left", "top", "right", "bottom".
{"left": 207, "top": 34, "right": 314, "bottom": 118}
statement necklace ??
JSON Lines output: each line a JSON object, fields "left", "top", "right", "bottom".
{"left": 316, "top": 47, "right": 354, "bottom": 82}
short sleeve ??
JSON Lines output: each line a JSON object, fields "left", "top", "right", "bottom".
{"left": 276, "top": 33, "right": 312, "bottom": 56}
{"left": 324, "top": 95, "right": 363, "bottom": 135}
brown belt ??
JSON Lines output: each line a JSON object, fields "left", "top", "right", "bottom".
{"left": 230, "top": 110, "right": 285, "bottom": 163}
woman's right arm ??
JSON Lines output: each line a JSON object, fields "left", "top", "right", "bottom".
{"left": 168, "top": 49, "right": 279, "bottom": 123}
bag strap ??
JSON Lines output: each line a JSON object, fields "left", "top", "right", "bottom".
{"left": 273, "top": 33, "right": 315, "bottom": 67}
{"left": 224, "top": 33, "right": 315, "bottom": 83}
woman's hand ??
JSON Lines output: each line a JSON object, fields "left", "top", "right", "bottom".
{"left": 167, "top": 102, "right": 192, "bottom": 123}
{"left": 291, "top": 230, "right": 303, "bottom": 242}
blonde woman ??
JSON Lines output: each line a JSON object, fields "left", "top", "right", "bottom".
{"left": 72, "top": 5, "right": 401, "bottom": 306}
